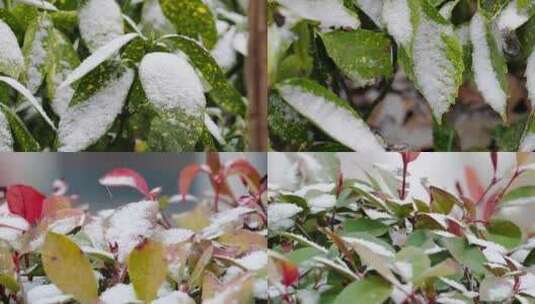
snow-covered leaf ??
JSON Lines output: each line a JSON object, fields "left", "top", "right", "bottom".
{"left": 480, "top": 275, "right": 514, "bottom": 301}
{"left": 470, "top": 12, "right": 508, "bottom": 120}
{"left": 57, "top": 66, "right": 134, "bottom": 151}
{"left": 0, "top": 107, "right": 13, "bottom": 151}
{"left": 0, "top": 19, "right": 24, "bottom": 78}
{"left": 99, "top": 168, "right": 150, "bottom": 197}
{"left": 276, "top": 78, "right": 385, "bottom": 152}
{"left": 78, "top": 0, "right": 124, "bottom": 52}
{"left": 58, "top": 33, "right": 138, "bottom": 90}
{"left": 277, "top": 0, "right": 360, "bottom": 29}
{"left": 267, "top": 203, "right": 303, "bottom": 230}
{"left": 21, "top": 13, "right": 53, "bottom": 94}
{"left": 26, "top": 284, "right": 73, "bottom": 304}
{"left": 99, "top": 284, "right": 138, "bottom": 304}
{"left": 41, "top": 232, "right": 98, "bottom": 303}
{"left": 0, "top": 76, "right": 56, "bottom": 130}
{"left": 139, "top": 52, "right": 205, "bottom": 151}
{"left": 162, "top": 35, "right": 246, "bottom": 115}
{"left": 0, "top": 104, "right": 40, "bottom": 151}
{"left": 141, "top": 0, "right": 175, "bottom": 36}
{"left": 353, "top": 0, "right": 383, "bottom": 27}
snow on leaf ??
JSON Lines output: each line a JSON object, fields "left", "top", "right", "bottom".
{"left": 497, "top": 0, "right": 531, "bottom": 32}
{"left": 152, "top": 291, "right": 195, "bottom": 304}
{"left": 235, "top": 250, "right": 268, "bottom": 271}
{"left": 17, "top": 0, "right": 57, "bottom": 11}
{"left": 127, "top": 239, "right": 168, "bottom": 302}
{"left": 26, "top": 284, "right": 73, "bottom": 304}
{"left": 527, "top": 50, "right": 535, "bottom": 107}
{"left": 382, "top": 0, "right": 413, "bottom": 48}
{"left": 353, "top": 0, "right": 383, "bottom": 27}
{"left": 58, "top": 33, "right": 138, "bottom": 90}
{"left": 141, "top": 0, "right": 175, "bottom": 36}
{"left": 480, "top": 275, "right": 514, "bottom": 301}
{"left": 153, "top": 228, "right": 194, "bottom": 245}
{"left": 204, "top": 113, "right": 226, "bottom": 145}
{"left": 276, "top": 78, "right": 385, "bottom": 152}
{"left": 104, "top": 200, "right": 159, "bottom": 262}
{"left": 139, "top": 52, "right": 205, "bottom": 116}
{"left": 0, "top": 213, "right": 29, "bottom": 243}
{"left": 267, "top": 203, "right": 303, "bottom": 230}
{"left": 470, "top": 13, "right": 508, "bottom": 120}
{"left": 99, "top": 168, "right": 150, "bottom": 197}
{"left": 0, "top": 104, "right": 40, "bottom": 151}
{"left": 99, "top": 284, "right": 138, "bottom": 304}
{"left": 57, "top": 67, "right": 134, "bottom": 151}
{"left": 412, "top": 1, "right": 464, "bottom": 120}
{"left": 21, "top": 13, "right": 53, "bottom": 94}
{"left": 0, "top": 19, "right": 24, "bottom": 79}
{"left": 41, "top": 232, "right": 99, "bottom": 303}
{"left": 277, "top": 0, "right": 360, "bottom": 29}
{"left": 0, "top": 76, "right": 56, "bottom": 130}
{"left": 0, "top": 108, "right": 13, "bottom": 151}
{"left": 78, "top": 0, "right": 124, "bottom": 52}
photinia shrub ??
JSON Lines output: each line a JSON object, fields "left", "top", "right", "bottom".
{"left": 0, "top": 155, "right": 267, "bottom": 303}
{"left": 268, "top": 0, "right": 535, "bottom": 151}
{"left": 268, "top": 152, "right": 535, "bottom": 303}
{"left": 0, "top": 0, "right": 249, "bottom": 152}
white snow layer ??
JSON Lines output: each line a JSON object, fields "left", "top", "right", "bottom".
{"left": 382, "top": 0, "right": 413, "bottom": 47}
{"left": 211, "top": 25, "right": 238, "bottom": 70}
{"left": 139, "top": 52, "right": 206, "bottom": 116}
{"left": 0, "top": 109, "right": 13, "bottom": 151}
{"left": 26, "top": 284, "right": 73, "bottom": 304}
{"left": 267, "top": 203, "right": 302, "bottom": 230}
{"left": 59, "top": 33, "right": 138, "bottom": 89}
{"left": 141, "top": 0, "right": 175, "bottom": 35}
{"left": 277, "top": 0, "right": 360, "bottom": 29}
{"left": 470, "top": 13, "right": 508, "bottom": 119}
{"left": 235, "top": 251, "right": 268, "bottom": 271}
{"left": 355, "top": 0, "right": 383, "bottom": 26}
{"left": 104, "top": 200, "right": 159, "bottom": 262}
{"left": 78, "top": 0, "right": 124, "bottom": 52}
{"left": 413, "top": 11, "right": 458, "bottom": 119}
{"left": 277, "top": 83, "right": 385, "bottom": 152}
{"left": 0, "top": 20, "right": 24, "bottom": 78}
{"left": 0, "top": 214, "right": 29, "bottom": 243}
{"left": 497, "top": 0, "right": 530, "bottom": 32}
{"left": 25, "top": 16, "right": 52, "bottom": 94}
{"left": 152, "top": 291, "right": 195, "bottom": 304}
{"left": 520, "top": 133, "right": 535, "bottom": 152}
{"left": 100, "top": 284, "right": 138, "bottom": 304}
{"left": 58, "top": 68, "right": 134, "bottom": 151}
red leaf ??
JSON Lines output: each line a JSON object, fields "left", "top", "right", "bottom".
{"left": 207, "top": 152, "right": 235, "bottom": 201}
{"left": 280, "top": 260, "right": 299, "bottom": 287}
{"left": 490, "top": 152, "right": 498, "bottom": 176}
{"left": 400, "top": 152, "right": 421, "bottom": 164}
{"left": 225, "top": 159, "right": 261, "bottom": 192}
{"left": 99, "top": 168, "right": 150, "bottom": 197}
{"left": 178, "top": 164, "right": 210, "bottom": 201}
{"left": 464, "top": 166, "right": 485, "bottom": 202}
{"left": 6, "top": 185, "right": 46, "bottom": 224}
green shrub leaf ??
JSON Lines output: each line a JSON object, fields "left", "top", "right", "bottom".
{"left": 334, "top": 275, "right": 392, "bottom": 304}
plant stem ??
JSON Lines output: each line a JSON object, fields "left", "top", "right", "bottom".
{"left": 401, "top": 159, "right": 408, "bottom": 200}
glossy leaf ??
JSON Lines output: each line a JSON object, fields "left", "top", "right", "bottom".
{"left": 6, "top": 184, "right": 45, "bottom": 224}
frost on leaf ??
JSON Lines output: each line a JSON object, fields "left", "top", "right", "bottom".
{"left": 277, "top": 0, "right": 360, "bottom": 30}
{"left": 139, "top": 52, "right": 206, "bottom": 151}
{"left": 58, "top": 67, "right": 134, "bottom": 151}
{"left": 78, "top": 0, "right": 124, "bottom": 52}
{"left": 267, "top": 203, "right": 302, "bottom": 231}
{"left": 276, "top": 78, "right": 385, "bottom": 152}
{"left": 470, "top": 13, "right": 509, "bottom": 120}
{"left": 104, "top": 200, "right": 159, "bottom": 262}
{"left": 0, "top": 19, "right": 24, "bottom": 79}
{"left": 0, "top": 109, "right": 14, "bottom": 152}
{"left": 412, "top": 1, "right": 464, "bottom": 120}
{"left": 46, "top": 29, "right": 80, "bottom": 118}
{"left": 141, "top": 0, "right": 175, "bottom": 36}
{"left": 21, "top": 12, "right": 53, "bottom": 94}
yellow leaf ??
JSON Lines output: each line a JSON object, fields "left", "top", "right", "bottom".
{"left": 127, "top": 239, "right": 168, "bottom": 302}
{"left": 41, "top": 232, "right": 98, "bottom": 303}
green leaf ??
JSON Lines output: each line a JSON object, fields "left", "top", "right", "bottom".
{"left": 320, "top": 29, "right": 393, "bottom": 84}
{"left": 484, "top": 219, "right": 522, "bottom": 250}
{"left": 0, "top": 104, "right": 40, "bottom": 151}
{"left": 430, "top": 186, "right": 458, "bottom": 214}
{"left": 395, "top": 246, "right": 430, "bottom": 282}
{"left": 286, "top": 247, "right": 323, "bottom": 265}
{"left": 41, "top": 232, "right": 98, "bottom": 304}
{"left": 525, "top": 248, "right": 535, "bottom": 266}
{"left": 276, "top": 78, "right": 385, "bottom": 152}
{"left": 442, "top": 237, "right": 487, "bottom": 276}
{"left": 127, "top": 239, "right": 168, "bottom": 302}
{"left": 268, "top": 91, "right": 313, "bottom": 148}
{"left": 159, "top": 0, "right": 217, "bottom": 49}
{"left": 413, "top": 258, "right": 459, "bottom": 285}
{"left": 163, "top": 35, "right": 246, "bottom": 115}
{"left": 343, "top": 218, "right": 389, "bottom": 237}
{"left": 334, "top": 275, "right": 392, "bottom": 304}
{"left": 500, "top": 186, "right": 535, "bottom": 206}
